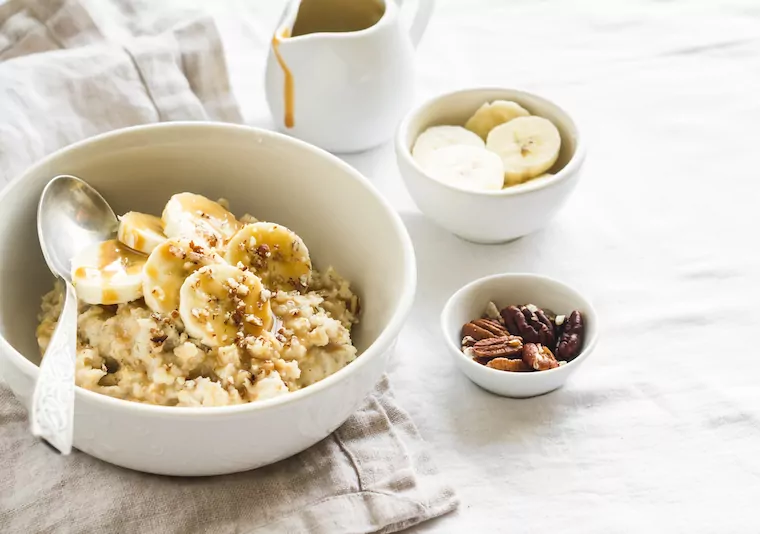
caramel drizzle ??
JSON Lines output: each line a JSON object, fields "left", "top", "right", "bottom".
{"left": 74, "top": 239, "right": 146, "bottom": 305}
{"left": 271, "top": 28, "right": 295, "bottom": 129}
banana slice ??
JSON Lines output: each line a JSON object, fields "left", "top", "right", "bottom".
{"left": 162, "top": 193, "right": 242, "bottom": 250}
{"left": 412, "top": 126, "right": 484, "bottom": 166}
{"left": 71, "top": 239, "right": 146, "bottom": 305}
{"left": 179, "top": 263, "right": 273, "bottom": 347}
{"left": 142, "top": 238, "right": 223, "bottom": 314}
{"left": 225, "top": 222, "right": 312, "bottom": 292}
{"left": 421, "top": 144, "right": 505, "bottom": 191}
{"left": 486, "top": 116, "right": 561, "bottom": 186}
{"left": 465, "top": 100, "right": 530, "bottom": 140}
{"left": 117, "top": 212, "right": 166, "bottom": 254}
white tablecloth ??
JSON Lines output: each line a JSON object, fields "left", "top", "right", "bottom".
{"left": 19, "top": 0, "right": 760, "bottom": 531}
{"left": 221, "top": 1, "right": 760, "bottom": 530}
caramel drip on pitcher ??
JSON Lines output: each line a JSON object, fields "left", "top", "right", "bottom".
{"left": 271, "top": 29, "right": 295, "bottom": 129}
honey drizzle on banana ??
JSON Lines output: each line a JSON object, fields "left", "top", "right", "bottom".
{"left": 119, "top": 212, "right": 165, "bottom": 252}
{"left": 167, "top": 193, "right": 241, "bottom": 248}
{"left": 73, "top": 239, "right": 147, "bottom": 305}
{"left": 181, "top": 264, "right": 273, "bottom": 347}
{"left": 225, "top": 223, "right": 312, "bottom": 292}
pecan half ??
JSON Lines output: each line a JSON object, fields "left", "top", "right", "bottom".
{"left": 522, "top": 342, "right": 559, "bottom": 371}
{"left": 556, "top": 310, "right": 584, "bottom": 362}
{"left": 501, "top": 305, "right": 520, "bottom": 335}
{"left": 471, "top": 335, "right": 523, "bottom": 360}
{"left": 462, "top": 318, "right": 508, "bottom": 341}
{"left": 486, "top": 357, "right": 532, "bottom": 372}
{"left": 501, "top": 305, "right": 555, "bottom": 347}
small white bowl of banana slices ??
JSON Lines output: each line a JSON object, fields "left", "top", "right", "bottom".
{"left": 395, "top": 87, "right": 586, "bottom": 244}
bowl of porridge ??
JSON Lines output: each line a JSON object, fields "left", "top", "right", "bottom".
{"left": 0, "top": 122, "right": 416, "bottom": 475}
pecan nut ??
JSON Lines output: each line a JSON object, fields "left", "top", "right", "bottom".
{"left": 486, "top": 357, "right": 532, "bottom": 372}
{"left": 556, "top": 310, "right": 584, "bottom": 362}
{"left": 501, "top": 305, "right": 555, "bottom": 347}
{"left": 522, "top": 342, "right": 559, "bottom": 371}
{"left": 471, "top": 335, "right": 523, "bottom": 360}
{"left": 462, "top": 318, "right": 508, "bottom": 341}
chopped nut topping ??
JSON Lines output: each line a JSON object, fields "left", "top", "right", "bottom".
{"left": 150, "top": 334, "right": 168, "bottom": 344}
{"left": 245, "top": 314, "right": 263, "bottom": 326}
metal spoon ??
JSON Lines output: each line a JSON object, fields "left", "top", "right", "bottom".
{"left": 34, "top": 175, "right": 118, "bottom": 454}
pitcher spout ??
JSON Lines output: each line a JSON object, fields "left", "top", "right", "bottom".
{"left": 277, "top": 0, "right": 389, "bottom": 40}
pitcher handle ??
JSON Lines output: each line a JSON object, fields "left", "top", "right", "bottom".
{"left": 398, "top": 0, "right": 435, "bottom": 48}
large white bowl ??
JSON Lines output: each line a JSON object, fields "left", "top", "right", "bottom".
{"left": 0, "top": 122, "right": 416, "bottom": 476}
{"left": 395, "top": 88, "right": 587, "bottom": 244}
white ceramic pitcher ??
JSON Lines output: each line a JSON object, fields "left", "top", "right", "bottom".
{"left": 265, "top": 0, "right": 434, "bottom": 153}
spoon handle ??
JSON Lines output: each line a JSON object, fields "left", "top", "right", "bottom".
{"left": 31, "top": 280, "right": 77, "bottom": 454}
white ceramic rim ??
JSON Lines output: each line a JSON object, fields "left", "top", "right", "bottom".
{"left": 0, "top": 121, "right": 417, "bottom": 417}
{"left": 396, "top": 87, "right": 588, "bottom": 197}
{"left": 440, "top": 273, "right": 599, "bottom": 379}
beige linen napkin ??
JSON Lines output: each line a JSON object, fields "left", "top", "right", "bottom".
{"left": 0, "top": 1, "right": 457, "bottom": 532}
{"left": 1, "top": 378, "right": 456, "bottom": 534}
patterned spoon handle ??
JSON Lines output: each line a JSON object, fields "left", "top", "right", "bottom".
{"left": 31, "top": 280, "right": 77, "bottom": 454}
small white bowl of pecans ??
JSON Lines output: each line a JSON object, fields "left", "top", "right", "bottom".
{"left": 441, "top": 273, "right": 598, "bottom": 398}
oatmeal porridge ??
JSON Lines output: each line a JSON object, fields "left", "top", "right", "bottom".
{"left": 36, "top": 193, "right": 360, "bottom": 407}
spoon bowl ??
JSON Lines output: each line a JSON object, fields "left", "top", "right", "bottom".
{"left": 33, "top": 175, "right": 118, "bottom": 454}
{"left": 38, "top": 175, "right": 118, "bottom": 280}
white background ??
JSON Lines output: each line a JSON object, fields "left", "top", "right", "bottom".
{"left": 67, "top": 0, "right": 760, "bottom": 531}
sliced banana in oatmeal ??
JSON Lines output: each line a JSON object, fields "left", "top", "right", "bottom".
{"left": 225, "top": 222, "right": 312, "bottom": 292}
{"left": 117, "top": 211, "right": 167, "bottom": 254}
{"left": 179, "top": 263, "right": 273, "bottom": 347}
{"left": 142, "top": 238, "right": 223, "bottom": 314}
{"left": 71, "top": 239, "right": 146, "bottom": 305}
{"left": 162, "top": 192, "right": 242, "bottom": 250}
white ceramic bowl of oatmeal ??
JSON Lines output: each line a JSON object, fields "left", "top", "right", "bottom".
{"left": 0, "top": 122, "right": 416, "bottom": 476}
